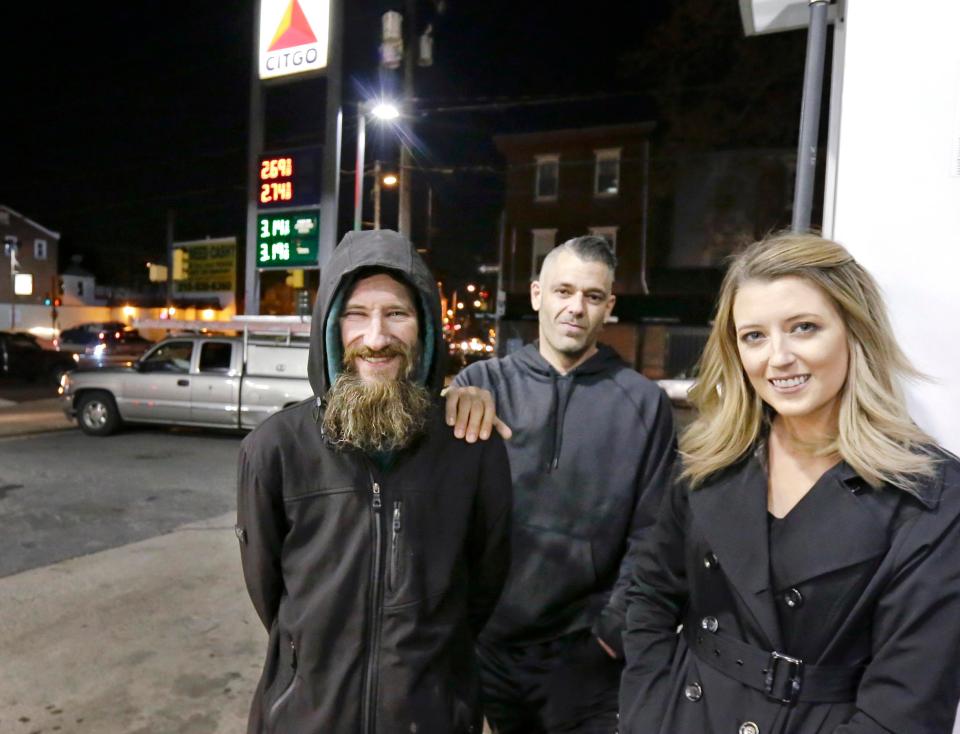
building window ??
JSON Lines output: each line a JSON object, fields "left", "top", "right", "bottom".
{"left": 535, "top": 155, "right": 559, "bottom": 200}
{"left": 589, "top": 226, "right": 619, "bottom": 253}
{"left": 594, "top": 148, "right": 621, "bottom": 196}
{"left": 531, "top": 229, "right": 557, "bottom": 279}
{"left": 77, "top": 281, "right": 84, "bottom": 297}
{"left": 0, "top": 211, "right": 9, "bottom": 226}
{"left": 34, "top": 239, "right": 47, "bottom": 260}
{"left": 3, "top": 234, "right": 18, "bottom": 255}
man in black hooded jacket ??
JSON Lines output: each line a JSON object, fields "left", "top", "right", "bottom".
{"left": 452, "top": 235, "right": 676, "bottom": 733}
{"left": 236, "top": 230, "right": 512, "bottom": 734}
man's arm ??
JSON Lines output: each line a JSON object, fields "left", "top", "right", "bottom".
{"left": 593, "top": 388, "right": 677, "bottom": 657}
{"left": 236, "top": 439, "right": 287, "bottom": 630}
{"left": 465, "top": 433, "right": 513, "bottom": 637}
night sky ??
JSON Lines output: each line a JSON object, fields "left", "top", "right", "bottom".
{"left": 1, "top": 1, "right": 805, "bottom": 291}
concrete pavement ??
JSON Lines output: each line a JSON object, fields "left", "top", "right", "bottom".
{"left": 0, "top": 513, "right": 262, "bottom": 734}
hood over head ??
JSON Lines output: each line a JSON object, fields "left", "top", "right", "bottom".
{"left": 308, "top": 229, "right": 444, "bottom": 398}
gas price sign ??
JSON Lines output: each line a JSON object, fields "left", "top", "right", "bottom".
{"left": 259, "top": 156, "right": 294, "bottom": 205}
{"left": 257, "top": 147, "right": 321, "bottom": 209}
{"left": 257, "top": 210, "right": 320, "bottom": 268}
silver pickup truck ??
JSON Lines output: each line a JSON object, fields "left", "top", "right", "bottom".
{"left": 59, "top": 331, "right": 312, "bottom": 436}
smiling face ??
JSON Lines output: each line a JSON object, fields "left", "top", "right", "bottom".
{"left": 732, "top": 276, "right": 849, "bottom": 435}
{"left": 339, "top": 273, "right": 419, "bottom": 383}
{"left": 531, "top": 250, "right": 615, "bottom": 373}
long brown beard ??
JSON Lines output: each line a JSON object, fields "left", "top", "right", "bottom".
{"left": 322, "top": 343, "right": 432, "bottom": 453}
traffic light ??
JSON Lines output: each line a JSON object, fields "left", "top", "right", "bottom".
{"left": 43, "top": 293, "right": 52, "bottom": 306}
{"left": 53, "top": 297, "right": 62, "bottom": 307}
{"left": 172, "top": 248, "right": 190, "bottom": 280}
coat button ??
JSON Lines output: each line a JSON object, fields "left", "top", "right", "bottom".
{"left": 738, "top": 722, "right": 760, "bottom": 734}
{"left": 700, "top": 616, "right": 719, "bottom": 633}
{"left": 684, "top": 682, "right": 702, "bottom": 701}
{"left": 784, "top": 588, "right": 803, "bottom": 608}
{"left": 703, "top": 551, "right": 719, "bottom": 569}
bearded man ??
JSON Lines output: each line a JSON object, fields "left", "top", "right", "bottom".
{"left": 236, "top": 229, "right": 512, "bottom": 734}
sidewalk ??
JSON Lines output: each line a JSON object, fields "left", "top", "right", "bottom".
{"left": 0, "top": 397, "right": 74, "bottom": 437}
{"left": 0, "top": 513, "right": 263, "bottom": 734}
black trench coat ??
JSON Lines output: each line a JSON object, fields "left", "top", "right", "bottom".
{"left": 619, "top": 448, "right": 960, "bottom": 734}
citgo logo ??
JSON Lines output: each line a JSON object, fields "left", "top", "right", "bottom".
{"left": 268, "top": 0, "right": 318, "bottom": 51}
{"left": 259, "top": 0, "right": 329, "bottom": 79}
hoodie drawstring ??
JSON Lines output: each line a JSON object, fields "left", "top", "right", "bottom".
{"left": 547, "top": 375, "right": 575, "bottom": 472}
{"left": 313, "top": 396, "right": 324, "bottom": 423}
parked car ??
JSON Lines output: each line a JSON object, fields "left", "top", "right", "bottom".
{"left": 59, "top": 332, "right": 311, "bottom": 436}
{"left": 0, "top": 331, "right": 77, "bottom": 383}
{"left": 55, "top": 323, "right": 152, "bottom": 366}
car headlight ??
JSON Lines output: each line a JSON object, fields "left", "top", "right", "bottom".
{"left": 93, "top": 343, "right": 106, "bottom": 356}
{"left": 72, "top": 353, "right": 80, "bottom": 363}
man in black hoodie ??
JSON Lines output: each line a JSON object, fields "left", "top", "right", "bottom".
{"left": 453, "top": 235, "right": 676, "bottom": 733}
{"left": 236, "top": 230, "right": 512, "bottom": 734}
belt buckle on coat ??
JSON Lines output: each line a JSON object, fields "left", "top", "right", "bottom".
{"left": 764, "top": 650, "right": 804, "bottom": 704}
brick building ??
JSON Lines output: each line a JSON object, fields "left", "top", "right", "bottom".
{"left": 495, "top": 122, "right": 657, "bottom": 296}
{"left": 1, "top": 205, "right": 60, "bottom": 305}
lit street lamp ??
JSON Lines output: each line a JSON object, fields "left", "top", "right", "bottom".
{"left": 354, "top": 100, "right": 401, "bottom": 231}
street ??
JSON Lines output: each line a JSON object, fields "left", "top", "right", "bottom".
{"left": 0, "top": 429, "right": 240, "bottom": 577}
{"left": 0, "top": 419, "right": 262, "bottom": 734}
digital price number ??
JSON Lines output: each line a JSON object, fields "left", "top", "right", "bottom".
{"left": 256, "top": 148, "right": 322, "bottom": 209}
{"left": 260, "top": 156, "right": 294, "bottom": 204}
{"left": 256, "top": 210, "right": 320, "bottom": 269}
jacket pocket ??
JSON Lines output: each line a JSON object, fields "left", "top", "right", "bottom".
{"left": 388, "top": 500, "right": 404, "bottom": 594}
{"left": 265, "top": 635, "right": 298, "bottom": 731}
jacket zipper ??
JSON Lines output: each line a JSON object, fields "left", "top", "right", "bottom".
{"left": 361, "top": 474, "right": 384, "bottom": 734}
{"left": 266, "top": 637, "right": 298, "bottom": 723}
{"left": 388, "top": 500, "right": 403, "bottom": 593}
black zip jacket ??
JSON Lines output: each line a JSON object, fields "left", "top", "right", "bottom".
{"left": 237, "top": 230, "right": 512, "bottom": 734}
{"left": 454, "top": 342, "right": 676, "bottom": 655}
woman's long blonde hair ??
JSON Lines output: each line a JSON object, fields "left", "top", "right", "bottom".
{"left": 681, "top": 232, "right": 937, "bottom": 491}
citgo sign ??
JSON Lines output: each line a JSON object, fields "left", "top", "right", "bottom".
{"left": 258, "top": 0, "right": 330, "bottom": 80}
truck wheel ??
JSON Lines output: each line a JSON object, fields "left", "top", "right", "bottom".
{"left": 77, "top": 391, "right": 122, "bottom": 437}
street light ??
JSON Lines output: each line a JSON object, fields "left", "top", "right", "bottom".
{"left": 354, "top": 100, "right": 401, "bottom": 231}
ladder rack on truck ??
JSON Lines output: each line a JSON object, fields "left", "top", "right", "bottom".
{"left": 134, "top": 315, "right": 313, "bottom": 380}
{"left": 134, "top": 315, "right": 311, "bottom": 339}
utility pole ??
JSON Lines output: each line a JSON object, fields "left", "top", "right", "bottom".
{"left": 354, "top": 104, "right": 366, "bottom": 231}
{"left": 792, "top": 0, "right": 831, "bottom": 233}
{"left": 397, "top": 0, "right": 416, "bottom": 238}
{"left": 165, "top": 209, "right": 175, "bottom": 312}
{"left": 319, "top": 0, "right": 345, "bottom": 265}
{"left": 243, "top": 4, "right": 264, "bottom": 316}
{"left": 6, "top": 242, "right": 18, "bottom": 329}
{"left": 373, "top": 160, "right": 382, "bottom": 229}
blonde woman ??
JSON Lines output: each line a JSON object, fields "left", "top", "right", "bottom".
{"left": 619, "top": 233, "right": 960, "bottom": 734}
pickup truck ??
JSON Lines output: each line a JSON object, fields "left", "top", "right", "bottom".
{"left": 59, "top": 330, "right": 312, "bottom": 436}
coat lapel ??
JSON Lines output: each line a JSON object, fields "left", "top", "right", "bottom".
{"left": 689, "top": 454, "right": 783, "bottom": 650}
{"left": 767, "top": 464, "right": 894, "bottom": 590}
